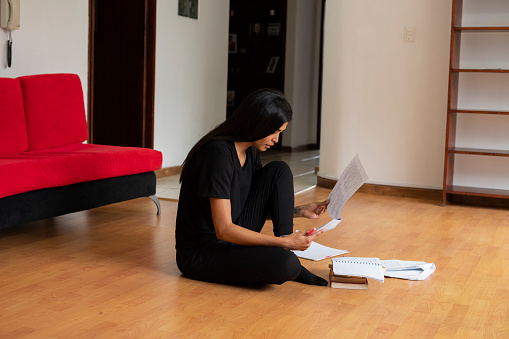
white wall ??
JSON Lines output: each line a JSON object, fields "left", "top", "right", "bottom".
{"left": 284, "top": 0, "right": 321, "bottom": 148}
{"left": 0, "top": 0, "right": 462, "bottom": 192}
{"left": 0, "top": 0, "right": 89, "bottom": 105}
{"left": 319, "top": 0, "right": 452, "bottom": 189}
{"left": 154, "top": 0, "right": 230, "bottom": 168}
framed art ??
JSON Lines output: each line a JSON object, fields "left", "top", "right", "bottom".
{"left": 266, "top": 56, "right": 279, "bottom": 73}
{"left": 227, "top": 91, "right": 235, "bottom": 106}
{"left": 178, "top": 0, "right": 198, "bottom": 19}
{"left": 249, "top": 23, "right": 262, "bottom": 36}
{"left": 228, "top": 34, "right": 237, "bottom": 53}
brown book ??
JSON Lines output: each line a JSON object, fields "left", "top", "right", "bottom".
{"left": 330, "top": 280, "right": 368, "bottom": 290}
{"left": 329, "top": 267, "right": 369, "bottom": 290}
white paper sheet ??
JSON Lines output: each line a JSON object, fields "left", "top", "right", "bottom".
{"left": 294, "top": 241, "right": 348, "bottom": 261}
{"left": 381, "top": 259, "right": 436, "bottom": 281}
{"left": 327, "top": 154, "right": 368, "bottom": 219}
{"left": 316, "top": 219, "right": 342, "bottom": 233}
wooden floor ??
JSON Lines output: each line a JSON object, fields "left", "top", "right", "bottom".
{"left": 1, "top": 188, "right": 509, "bottom": 338}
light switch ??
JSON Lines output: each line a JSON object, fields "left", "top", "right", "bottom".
{"left": 404, "top": 26, "right": 415, "bottom": 42}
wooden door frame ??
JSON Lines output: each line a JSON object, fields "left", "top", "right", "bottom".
{"left": 316, "top": 0, "right": 325, "bottom": 149}
{"left": 87, "top": 0, "right": 157, "bottom": 148}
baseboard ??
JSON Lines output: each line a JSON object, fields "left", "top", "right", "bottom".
{"left": 155, "top": 166, "right": 181, "bottom": 178}
{"left": 446, "top": 194, "right": 509, "bottom": 209}
{"left": 358, "top": 183, "right": 442, "bottom": 201}
{"left": 317, "top": 176, "right": 442, "bottom": 201}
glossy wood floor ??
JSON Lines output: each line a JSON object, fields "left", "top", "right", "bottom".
{"left": 1, "top": 188, "right": 509, "bottom": 338}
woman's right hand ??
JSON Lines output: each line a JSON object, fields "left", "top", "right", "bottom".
{"left": 284, "top": 229, "right": 322, "bottom": 251}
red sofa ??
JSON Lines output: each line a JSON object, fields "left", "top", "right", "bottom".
{"left": 0, "top": 73, "right": 163, "bottom": 229}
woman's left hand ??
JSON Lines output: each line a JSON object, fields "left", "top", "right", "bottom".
{"left": 294, "top": 200, "right": 329, "bottom": 219}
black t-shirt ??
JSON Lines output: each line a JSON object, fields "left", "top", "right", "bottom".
{"left": 175, "top": 140, "right": 262, "bottom": 250}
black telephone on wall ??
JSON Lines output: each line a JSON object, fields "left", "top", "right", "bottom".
{"left": 0, "top": 0, "right": 20, "bottom": 68}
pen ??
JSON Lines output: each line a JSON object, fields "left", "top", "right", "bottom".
{"left": 306, "top": 228, "right": 317, "bottom": 236}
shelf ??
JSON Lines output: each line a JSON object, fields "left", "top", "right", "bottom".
{"left": 452, "top": 69, "right": 509, "bottom": 73}
{"left": 443, "top": 0, "right": 509, "bottom": 206}
{"left": 227, "top": 0, "right": 287, "bottom": 132}
{"left": 448, "top": 147, "right": 509, "bottom": 157}
{"left": 449, "top": 109, "right": 509, "bottom": 115}
{"left": 454, "top": 27, "right": 509, "bottom": 32}
{"left": 447, "top": 186, "right": 509, "bottom": 199}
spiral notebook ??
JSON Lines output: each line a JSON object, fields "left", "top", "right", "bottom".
{"left": 331, "top": 257, "right": 384, "bottom": 283}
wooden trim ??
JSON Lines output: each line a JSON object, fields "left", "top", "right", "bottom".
{"left": 454, "top": 27, "right": 509, "bottom": 32}
{"left": 317, "top": 176, "right": 442, "bottom": 201}
{"left": 155, "top": 166, "right": 182, "bottom": 178}
{"left": 358, "top": 184, "right": 442, "bottom": 201}
{"left": 316, "top": 176, "right": 335, "bottom": 189}
{"left": 87, "top": 0, "right": 156, "bottom": 148}
{"left": 87, "top": 0, "right": 95, "bottom": 143}
{"left": 143, "top": 0, "right": 157, "bottom": 149}
{"left": 452, "top": 68, "right": 509, "bottom": 73}
{"left": 450, "top": 109, "right": 509, "bottom": 115}
{"left": 447, "top": 193, "right": 509, "bottom": 209}
{"left": 450, "top": 147, "right": 509, "bottom": 157}
{"left": 443, "top": 0, "right": 461, "bottom": 205}
{"left": 316, "top": 0, "right": 326, "bottom": 149}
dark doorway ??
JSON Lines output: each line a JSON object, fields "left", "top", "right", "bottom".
{"left": 88, "top": 0, "right": 156, "bottom": 148}
{"left": 227, "top": 0, "right": 288, "bottom": 151}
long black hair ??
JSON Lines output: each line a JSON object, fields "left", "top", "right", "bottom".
{"left": 180, "top": 88, "right": 293, "bottom": 182}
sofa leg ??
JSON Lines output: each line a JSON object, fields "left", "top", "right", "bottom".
{"left": 149, "top": 195, "right": 161, "bottom": 215}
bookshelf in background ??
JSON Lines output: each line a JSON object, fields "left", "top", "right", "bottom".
{"left": 443, "top": 0, "right": 509, "bottom": 206}
{"left": 227, "top": 0, "right": 287, "bottom": 150}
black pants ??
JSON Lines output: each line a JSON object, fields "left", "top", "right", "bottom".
{"left": 176, "top": 161, "right": 301, "bottom": 285}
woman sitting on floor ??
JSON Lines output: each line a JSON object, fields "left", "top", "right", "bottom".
{"left": 175, "top": 88, "right": 329, "bottom": 286}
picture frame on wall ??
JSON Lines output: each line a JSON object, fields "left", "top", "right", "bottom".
{"left": 178, "top": 0, "right": 198, "bottom": 20}
{"left": 266, "top": 56, "right": 279, "bottom": 73}
{"left": 227, "top": 91, "right": 235, "bottom": 106}
{"left": 249, "top": 23, "right": 262, "bottom": 36}
{"left": 229, "top": 34, "right": 237, "bottom": 53}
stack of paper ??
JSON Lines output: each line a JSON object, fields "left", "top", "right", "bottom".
{"left": 381, "top": 259, "right": 436, "bottom": 281}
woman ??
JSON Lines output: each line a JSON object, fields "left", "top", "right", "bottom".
{"left": 176, "top": 89, "right": 329, "bottom": 286}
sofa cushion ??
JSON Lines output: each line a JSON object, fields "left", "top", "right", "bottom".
{"left": 0, "top": 78, "right": 28, "bottom": 154}
{"left": 18, "top": 74, "right": 88, "bottom": 151}
{"left": 0, "top": 143, "right": 162, "bottom": 199}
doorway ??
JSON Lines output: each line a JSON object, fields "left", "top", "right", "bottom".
{"left": 226, "top": 0, "right": 325, "bottom": 152}
{"left": 88, "top": 0, "right": 156, "bottom": 148}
